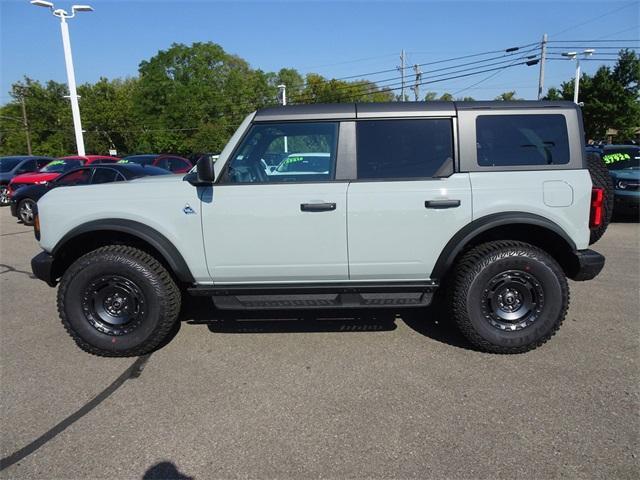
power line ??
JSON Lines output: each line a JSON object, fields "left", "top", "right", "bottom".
{"left": 549, "top": 3, "right": 639, "bottom": 38}
{"left": 331, "top": 41, "right": 539, "bottom": 81}
{"left": 293, "top": 48, "right": 541, "bottom": 103}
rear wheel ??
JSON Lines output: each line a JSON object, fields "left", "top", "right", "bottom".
{"left": 18, "top": 198, "right": 36, "bottom": 226}
{"left": 587, "top": 152, "right": 613, "bottom": 245}
{"left": 451, "top": 241, "right": 569, "bottom": 354}
{"left": 57, "top": 245, "right": 181, "bottom": 357}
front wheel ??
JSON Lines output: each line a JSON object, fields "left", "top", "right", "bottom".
{"left": 57, "top": 245, "right": 181, "bottom": 357}
{"left": 450, "top": 241, "right": 569, "bottom": 354}
{"left": 18, "top": 198, "right": 36, "bottom": 226}
{"left": 0, "top": 185, "right": 10, "bottom": 206}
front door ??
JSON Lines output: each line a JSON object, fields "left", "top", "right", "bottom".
{"left": 201, "top": 121, "right": 349, "bottom": 283}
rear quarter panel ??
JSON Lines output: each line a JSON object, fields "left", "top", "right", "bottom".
{"left": 470, "top": 169, "right": 592, "bottom": 249}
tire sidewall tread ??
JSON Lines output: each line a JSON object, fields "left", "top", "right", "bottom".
{"left": 451, "top": 240, "right": 570, "bottom": 354}
{"left": 57, "top": 245, "right": 181, "bottom": 357}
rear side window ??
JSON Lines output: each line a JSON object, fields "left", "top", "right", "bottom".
{"left": 476, "top": 114, "right": 570, "bottom": 166}
{"left": 91, "top": 168, "right": 120, "bottom": 184}
{"left": 356, "top": 119, "right": 454, "bottom": 179}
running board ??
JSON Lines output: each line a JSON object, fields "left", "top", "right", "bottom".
{"left": 187, "top": 282, "right": 438, "bottom": 310}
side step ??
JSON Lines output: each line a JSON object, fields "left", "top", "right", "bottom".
{"left": 187, "top": 282, "right": 438, "bottom": 310}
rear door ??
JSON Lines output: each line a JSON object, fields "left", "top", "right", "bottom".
{"left": 347, "top": 117, "right": 472, "bottom": 280}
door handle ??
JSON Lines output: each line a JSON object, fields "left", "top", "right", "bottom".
{"left": 300, "top": 202, "right": 336, "bottom": 212}
{"left": 425, "top": 199, "right": 461, "bottom": 209}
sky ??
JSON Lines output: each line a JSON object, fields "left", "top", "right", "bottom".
{"left": 0, "top": 0, "right": 638, "bottom": 103}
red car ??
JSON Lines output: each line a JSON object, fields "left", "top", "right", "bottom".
{"left": 8, "top": 155, "right": 120, "bottom": 193}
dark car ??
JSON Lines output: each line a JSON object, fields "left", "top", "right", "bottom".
{"left": 120, "top": 154, "right": 192, "bottom": 173}
{"left": 11, "top": 163, "right": 169, "bottom": 226}
{"left": 0, "top": 156, "right": 55, "bottom": 206}
{"left": 602, "top": 145, "right": 640, "bottom": 215}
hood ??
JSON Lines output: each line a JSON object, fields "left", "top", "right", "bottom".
{"left": 9, "top": 171, "right": 60, "bottom": 185}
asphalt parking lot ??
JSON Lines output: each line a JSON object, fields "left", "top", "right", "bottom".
{"left": 0, "top": 206, "right": 638, "bottom": 479}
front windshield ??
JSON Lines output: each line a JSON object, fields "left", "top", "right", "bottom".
{"left": 40, "top": 159, "right": 83, "bottom": 173}
{"left": 0, "top": 157, "right": 23, "bottom": 173}
{"left": 603, "top": 148, "right": 640, "bottom": 170}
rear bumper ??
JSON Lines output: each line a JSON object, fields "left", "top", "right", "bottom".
{"left": 31, "top": 251, "right": 56, "bottom": 287}
{"left": 570, "top": 249, "right": 605, "bottom": 281}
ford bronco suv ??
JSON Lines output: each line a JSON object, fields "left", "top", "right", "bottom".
{"left": 31, "top": 101, "right": 610, "bottom": 357}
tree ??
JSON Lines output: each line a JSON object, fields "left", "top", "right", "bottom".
{"left": 495, "top": 91, "right": 520, "bottom": 101}
{"left": 544, "top": 49, "right": 640, "bottom": 140}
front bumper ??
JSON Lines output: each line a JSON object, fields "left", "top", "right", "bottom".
{"left": 31, "top": 251, "right": 56, "bottom": 287}
{"left": 570, "top": 249, "right": 605, "bottom": 281}
{"left": 614, "top": 191, "right": 640, "bottom": 211}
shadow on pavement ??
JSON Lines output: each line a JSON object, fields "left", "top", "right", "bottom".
{"left": 143, "top": 461, "right": 193, "bottom": 480}
{"left": 180, "top": 296, "right": 472, "bottom": 350}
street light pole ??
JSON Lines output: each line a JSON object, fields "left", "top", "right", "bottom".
{"left": 30, "top": 1, "right": 93, "bottom": 156}
{"left": 562, "top": 49, "right": 594, "bottom": 104}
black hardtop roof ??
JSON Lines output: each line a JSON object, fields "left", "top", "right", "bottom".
{"left": 254, "top": 100, "right": 578, "bottom": 121}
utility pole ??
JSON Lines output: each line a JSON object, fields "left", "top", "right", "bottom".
{"left": 537, "top": 33, "right": 548, "bottom": 100}
{"left": 397, "top": 50, "right": 406, "bottom": 102}
{"left": 413, "top": 64, "right": 422, "bottom": 101}
{"left": 20, "top": 95, "right": 32, "bottom": 155}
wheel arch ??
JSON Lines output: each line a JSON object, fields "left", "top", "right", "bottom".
{"left": 431, "top": 212, "right": 580, "bottom": 281}
{"left": 51, "top": 219, "right": 195, "bottom": 284}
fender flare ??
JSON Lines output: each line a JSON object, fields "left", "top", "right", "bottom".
{"left": 430, "top": 212, "right": 577, "bottom": 280}
{"left": 52, "top": 219, "right": 195, "bottom": 283}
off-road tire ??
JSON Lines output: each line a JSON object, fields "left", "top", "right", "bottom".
{"left": 587, "top": 152, "right": 613, "bottom": 245}
{"left": 57, "top": 245, "right": 181, "bottom": 357}
{"left": 451, "top": 240, "right": 569, "bottom": 354}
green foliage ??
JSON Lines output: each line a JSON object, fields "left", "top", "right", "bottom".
{"left": 543, "top": 49, "right": 640, "bottom": 141}
{"left": 494, "top": 91, "right": 520, "bottom": 101}
{"left": 0, "top": 42, "right": 393, "bottom": 156}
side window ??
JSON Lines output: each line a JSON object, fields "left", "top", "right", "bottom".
{"left": 222, "top": 122, "right": 338, "bottom": 184}
{"left": 167, "top": 157, "right": 189, "bottom": 172}
{"left": 91, "top": 168, "right": 119, "bottom": 184}
{"left": 356, "top": 119, "right": 454, "bottom": 179}
{"left": 155, "top": 158, "right": 169, "bottom": 170}
{"left": 37, "top": 159, "right": 52, "bottom": 169}
{"left": 56, "top": 169, "right": 92, "bottom": 186}
{"left": 16, "top": 160, "right": 37, "bottom": 173}
{"left": 476, "top": 114, "right": 570, "bottom": 166}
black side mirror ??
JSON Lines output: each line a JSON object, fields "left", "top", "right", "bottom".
{"left": 197, "top": 155, "right": 214, "bottom": 184}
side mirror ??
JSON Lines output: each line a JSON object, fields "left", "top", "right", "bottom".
{"left": 196, "top": 155, "right": 214, "bottom": 184}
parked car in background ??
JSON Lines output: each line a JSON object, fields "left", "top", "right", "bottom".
{"left": 189, "top": 153, "right": 219, "bottom": 166}
{"left": 119, "top": 154, "right": 192, "bottom": 173}
{"left": 269, "top": 152, "right": 331, "bottom": 177}
{"left": 602, "top": 145, "right": 640, "bottom": 215}
{"left": 11, "top": 163, "right": 168, "bottom": 226}
{"left": 8, "top": 155, "right": 121, "bottom": 194}
{"left": 0, "top": 156, "right": 55, "bottom": 205}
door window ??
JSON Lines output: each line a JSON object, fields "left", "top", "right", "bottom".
{"left": 55, "top": 169, "right": 92, "bottom": 186}
{"left": 16, "top": 160, "right": 36, "bottom": 173}
{"left": 356, "top": 119, "right": 454, "bottom": 179}
{"left": 91, "top": 168, "right": 122, "bottom": 184}
{"left": 222, "top": 122, "right": 338, "bottom": 183}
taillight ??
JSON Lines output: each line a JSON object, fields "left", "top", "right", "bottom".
{"left": 590, "top": 187, "right": 604, "bottom": 229}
